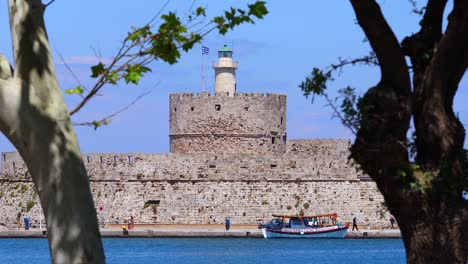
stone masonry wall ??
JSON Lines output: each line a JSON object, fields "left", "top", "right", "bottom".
{"left": 169, "top": 92, "right": 287, "bottom": 154}
{"left": 0, "top": 139, "right": 392, "bottom": 229}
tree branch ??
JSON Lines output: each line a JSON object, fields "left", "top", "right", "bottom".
{"left": 401, "top": 0, "right": 448, "bottom": 86}
{"left": 421, "top": 0, "right": 447, "bottom": 39}
{"left": 44, "top": 0, "right": 56, "bottom": 8}
{"left": 348, "top": 0, "right": 413, "bottom": 204}
{"left": 0, "top": 53, "right": 13, "bottom": 80}
{"left": 431, "top": 0, "right": 468, "bottom": 95}
{"left": 413, "top": 0, "right": 468, "bottom": 170}
{"left": 72, "top": 90, "right": 152, "bottom": 128}
{"left": 350, "top": 0, "right": 411, "bottom": 91}
{"left": 8, "top": 0, "right": 59, "bottom": 89}
{"left": 53, "top": 42, "right": 87, "bottom": 96}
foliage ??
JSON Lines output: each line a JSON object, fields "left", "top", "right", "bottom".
{"left": 20, "top": 184, "right": 28, "bottom": 194}
{"left": 398, "top": 164, "right": 435, "bottom": 193}
{"left": 26, "top": 200, "right": 35, "bottom": 212}
{"left": 299, "top": 53, "right": 377, "bottom": 134}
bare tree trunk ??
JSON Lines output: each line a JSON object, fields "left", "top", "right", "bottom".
{"left": 0, "top": 0, "right": 104, "bottom": 263}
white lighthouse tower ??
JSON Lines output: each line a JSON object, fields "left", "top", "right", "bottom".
{"left": 212, "top": 45, "right": 238, "bottom": 96}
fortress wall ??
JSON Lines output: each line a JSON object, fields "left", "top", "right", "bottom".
{"left": 0, "top": 139, "right": 390, "bottom": 229}
{"left": 0, "top": 181, "right": 44, "bottom": 228}
{"left": 169, "top": 92, "right": 287, "bottom": 154}
{"left": 170, "top": 135, "right": 287, "bottom": 155}
{"left": 0, "top": 180, "right": 390, "bottom": 229}
{"left": 285, "top": 139, "right": 360, "bottom": 180}
{"left": 0, "top": 139, "right": 360, "bottom": 183}
{"left": 287, "top": 139, "right": 351, "bottom": 156}
{"left": 1, "top": 152, "right": 29, "bottom": 179}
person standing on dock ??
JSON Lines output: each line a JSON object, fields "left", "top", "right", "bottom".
{"left": 16, "top": 211, "right": 22, "bottom": 228}
{"left": 352, "top": 217, "right": 359, "bottom": 231}
{"left": 225, "top": 217, "right": 231, "bottom": 231}
{"left": 390, "top": 217, "right": 396, "bottom": 229}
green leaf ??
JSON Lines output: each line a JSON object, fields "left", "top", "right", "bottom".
{"left": 299, "top": 68, "right": 331, "bottom": 98}
{"left": 195, "top": 7, "right": 206, "bottom": 17}
{"left": 64, "top": 85, "right": 84, "bottom": 95}
{"left": 399, "top": 170, "right": 407, "bottom": 178}
{"left": 124, "top": 64, "right": 151, "bottom": 84}
{"left": 124, "top": 71, "right": 142, "bottom": 84}
{"left": 126, "top": 25, "right": 151, "bottom": 42}
{"left": 91, "top": 62, "right": 106, "bottom": 78}
{"left": 92, "top": 120, "right": 101, "bottom": 130}
{"left": 105, "top": 71, "right": 119, "bottom": 85}
{"left": 248, "top": 1, "right": 268, "bottom": 18}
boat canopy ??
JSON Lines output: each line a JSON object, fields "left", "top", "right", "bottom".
{"left": 272, "top": 213, "right": 338, "bottom": 219}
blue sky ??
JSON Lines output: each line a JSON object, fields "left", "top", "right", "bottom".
{"left": 0, "top": 0, "right": 467, "bottom": 154}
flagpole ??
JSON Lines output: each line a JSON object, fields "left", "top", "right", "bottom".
{"left": 202, "top": 51, "right": 205, "bottom": 92}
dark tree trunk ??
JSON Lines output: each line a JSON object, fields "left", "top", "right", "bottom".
{"left": 396, "top": 195, "right": 467, "bottom": 263}
{"left": 349, "top": 0, "right": 468, "bottom": 263}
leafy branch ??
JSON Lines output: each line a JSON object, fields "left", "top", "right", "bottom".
{"left": 72, "top": 90, "right": 152, "bottom": 130}
{"left": 299, "top": 52, "right": 378, "bottom": 134}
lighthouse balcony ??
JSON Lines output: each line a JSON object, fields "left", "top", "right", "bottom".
{"left": 212, "top": 61, "right": 238, "bottom": 69}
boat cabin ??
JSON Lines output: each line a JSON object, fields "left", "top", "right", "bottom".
{"left": 267, "top": 213, "right": 340, "bottom": 229}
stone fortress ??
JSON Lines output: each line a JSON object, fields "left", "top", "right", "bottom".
{"left": 0, "top": 45, "right": 391, "bottom": 229}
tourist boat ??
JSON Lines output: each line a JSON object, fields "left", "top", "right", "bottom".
{"left": 258, "top": 213, "right": 349, "bottom": 238}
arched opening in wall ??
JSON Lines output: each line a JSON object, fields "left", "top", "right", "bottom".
{"left": 215, "top": 104, "right": 221, "bottom": 111}
{"left": 280, "top": 116, "right": 283, "bottom": 125}
{"left": 86, "top": 156, "right": 92, "bottom": 163}
{"left": 2, "top": 153, "right": 5, "bottom": 162}
{"left": 244, "top": 106, "right": 249, "bottom": 111}
{"left": 114, "top": 156, "right": 119, "bottom": 162}
{"left": 191, "top": 107, "right": 195, "bottom": 111}
{"left": 128, "top": 156, "right": 134, "bottom": 163}
{"left": 271, "top": 137, "right": 276, "bottom": 144}
{"left": 174, "top": 108, "right": 177, "bottom": 112}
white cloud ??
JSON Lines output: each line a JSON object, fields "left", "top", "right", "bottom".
{"left": 55, "top": 56, "right": 113, "bottom": 65}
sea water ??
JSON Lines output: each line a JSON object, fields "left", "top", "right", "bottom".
{"left": 0, "top": 238, "right": 405, "bottom": 263}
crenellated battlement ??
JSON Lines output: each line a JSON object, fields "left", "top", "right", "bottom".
{"left": 0, "top": 139, "right": 359, "bottom": 182}
{"left": 170, "top": 92, "right": 286, "bottom": 101}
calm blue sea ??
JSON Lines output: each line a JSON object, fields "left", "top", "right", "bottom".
{"left": 0, "top": 238, "right": 405, "bottom": 264}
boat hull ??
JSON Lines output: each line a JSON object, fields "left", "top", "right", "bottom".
{"left": 261, "top": 225, "right": 348, "bottom": 239}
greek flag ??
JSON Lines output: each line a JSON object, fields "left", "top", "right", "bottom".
{"left": 202, "top": 46, "right": 209, "bottom": 55}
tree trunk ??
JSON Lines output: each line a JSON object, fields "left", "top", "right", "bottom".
{"left": 397, "top": 196, "right": 467, "bottom": 263}
{"left": 349, "top": 1, "right": 468, "bottom": 263}
{"left": 0, "top": 0, "right": 105, "bottom": 263}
